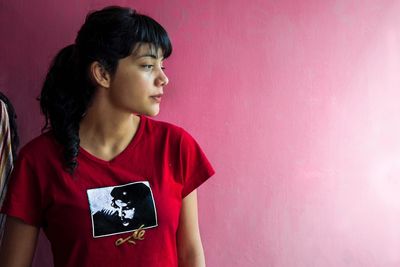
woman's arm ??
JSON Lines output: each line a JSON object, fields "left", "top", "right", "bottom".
{"left": 176, "top": 190, "right": 206, "bottom": 267}
{"left": 0, "top": 216, "right": 39, "bottom": 267}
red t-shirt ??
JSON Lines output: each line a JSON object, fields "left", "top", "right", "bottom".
{"left": 1, "top": 115, "right": 215, "bottom": 267}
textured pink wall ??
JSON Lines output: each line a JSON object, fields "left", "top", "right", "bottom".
{"left": 1, "top": 0, "right": 400, "bottom": 266}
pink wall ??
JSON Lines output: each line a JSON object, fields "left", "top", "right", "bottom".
{"left": 1, "top": 0, "right": 400, "bottom": 266}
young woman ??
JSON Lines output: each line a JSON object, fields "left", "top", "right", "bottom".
{"left": 0, "top": 6, "right": 214, "bottom": 267}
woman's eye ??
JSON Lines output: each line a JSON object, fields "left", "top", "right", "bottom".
{"left": 142, "top": 65, "right": 153, "bottom": 69}
{"left": 141, "top": 64, "right": 166, "bottom": 71}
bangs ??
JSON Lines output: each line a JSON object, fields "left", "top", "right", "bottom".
{"left": 130, "top": 14, "right": 172, "bottom": 59}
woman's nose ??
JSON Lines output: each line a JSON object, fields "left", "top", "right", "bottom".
{"left": 117, "top": 208, "right": 124, "bottom": 217}
{"left": 157, "top": 70, "right": 169, "bottom": 87}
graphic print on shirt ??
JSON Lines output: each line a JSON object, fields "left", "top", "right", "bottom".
{"left": 87, "top": 181, "right": 158, "bottom": 238}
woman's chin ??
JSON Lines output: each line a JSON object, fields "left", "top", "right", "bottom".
{"left": 145, "top": 108, "right": 160, "bottom": 117}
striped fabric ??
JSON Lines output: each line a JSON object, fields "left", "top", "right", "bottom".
{"left": 0, "top": 100, "right": 14, "bottom": 241}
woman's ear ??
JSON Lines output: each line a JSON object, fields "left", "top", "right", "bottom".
{"left": 89, "top": 61, "right": 111, "bottom": 88}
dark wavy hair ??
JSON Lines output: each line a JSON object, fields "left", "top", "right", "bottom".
{"left": 39, "top": 6, "right": 172, "bottom": 173}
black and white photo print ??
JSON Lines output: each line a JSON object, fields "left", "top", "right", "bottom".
{"left": 87, "top": 181, "right": 158, "bottom": 238}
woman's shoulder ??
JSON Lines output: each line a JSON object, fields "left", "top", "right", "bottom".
{"left": 18, "top": 131, "right": 62, "bottom": 159}
{"left": 143, "top": 116, "right": 200, "bottom": 147}
{"left": 143, "top": 116, "right": 188, "bottom": 137}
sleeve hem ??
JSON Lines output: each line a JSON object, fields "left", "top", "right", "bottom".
{"left": 1, "top": 205, "right": 42, "bottom": 227}
{"left": 181, "top": 168, "right": 215, "bottom": 199}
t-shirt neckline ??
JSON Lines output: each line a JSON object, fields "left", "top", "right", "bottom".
{"left": 78, "top": 115, "right": 146, "bottom": 165}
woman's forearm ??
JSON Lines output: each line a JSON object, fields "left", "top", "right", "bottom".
{"left": 178, "top": 244, "right": 206, "bottom": 267}
{"left": 177, "top": 191, "right": 206, "bottom": 267}
{"left": 0, "top": 216, "right": 39, "bottom": 267}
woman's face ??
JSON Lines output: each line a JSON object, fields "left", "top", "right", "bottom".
{"left": 107, "top": 43, "right": 169, "bottom": 116}
{"left": 113, "top": 199, "right": 135, "bottom": 226}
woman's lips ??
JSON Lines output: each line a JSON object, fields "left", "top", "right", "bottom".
{"left": 151, "top": 94, "right": 163, "bottom": 103}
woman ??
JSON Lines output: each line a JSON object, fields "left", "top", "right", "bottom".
{"left": 0, "top": 6, "right": 214, "bottom": 267}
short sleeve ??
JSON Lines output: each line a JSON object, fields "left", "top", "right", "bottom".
{"left": 179, "top": 130, "right": 215, "bottom": 198}
{"left": 0, "top": 151, "right": 45, "bottom": 226}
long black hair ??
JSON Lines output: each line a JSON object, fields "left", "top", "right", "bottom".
{"left": 39, "top": 6, "right": 172, "bottom": 173}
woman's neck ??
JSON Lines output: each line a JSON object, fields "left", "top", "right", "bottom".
{"left": 78, "top": 97, "right": 140, "bottom": 160}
